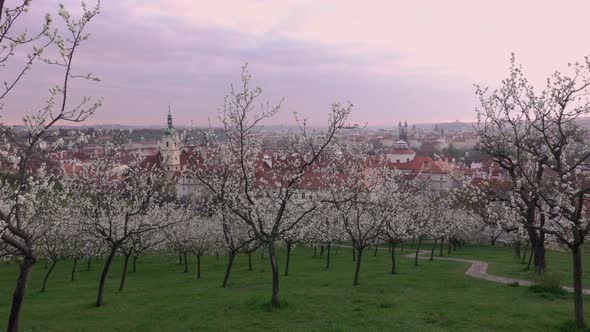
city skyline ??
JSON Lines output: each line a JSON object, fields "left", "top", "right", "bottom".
{"left": 2, "top": 0, "right": 590, "bottom": 126}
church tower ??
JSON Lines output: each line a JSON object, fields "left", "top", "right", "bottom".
{"left": 397, "top": 120, "right": 408, "bottom": 141}
{"left": 160, "top": 108, "right": 181, "bottom": 179}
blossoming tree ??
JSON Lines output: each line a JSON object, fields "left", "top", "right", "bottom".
{"left": 0, "top": 2, "right": 101, "bottom": 330}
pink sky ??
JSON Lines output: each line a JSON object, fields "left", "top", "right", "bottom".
{"left": 3, "top": 0, "right": 590, "bottom": 127}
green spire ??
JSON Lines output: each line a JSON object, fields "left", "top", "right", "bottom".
{"left": 165, "top": 106, "right": 175, "bottom": 136}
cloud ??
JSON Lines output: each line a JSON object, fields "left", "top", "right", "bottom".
{"left": 2, "top": 0, "right": 497, "bottom": 127}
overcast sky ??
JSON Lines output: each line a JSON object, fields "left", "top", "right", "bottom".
{"left": 3, "top": 0, "right": 590, "bottom": 127}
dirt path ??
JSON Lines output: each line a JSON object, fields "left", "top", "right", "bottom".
{"left": 406, "top": 250, "right": 590, "bottom": 295}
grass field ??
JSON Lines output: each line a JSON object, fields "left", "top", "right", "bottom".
{"left": 0, "top": 245, "right": 588, "bottom": 331}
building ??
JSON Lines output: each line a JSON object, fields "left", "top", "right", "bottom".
{"left": 386, "top": 140, "right": 416, "bottom": 163}
{"left": 151, "top": 112, "right": 457, "bottom": 199}
{"left": 159, "top": 109, "right": 182, "bottom": 179}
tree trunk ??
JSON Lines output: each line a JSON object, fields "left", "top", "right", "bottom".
{"left": 261, "top": 246, "right": 265, "bottom": 260}
{"left": 320, "top": 245, "right": 324, "bottom": 257}
{"left": 96, "top": 246, "right": 117, "bottom": 307}
{"left": 391, "top": 243, "right": 397, "bottom": 274}
{"left": 526, "top": 245, "right": 534, "bottom": 270}
{"left": 447, "top": 237, "right": 451, "bottom": 254}
{"left": 268, "top": 242, "right": 281, "bottom": 308}
{"left": 87, "top": 257, "right": 92, "bottom": 271}
{"left": 178, "top": 254, "right": 182, "bottom": 265}
{"left": 533, "top": 245, "right": 546, "bottom": 275}
{"left": 197, "top": 255, "right": 202, "bottom": 279}
{"left": 119, "top": 254, "right": 130, "bottom": 291}
{"left": 285, "top": 242, "right": 292, "bottom": 276}
{"left": 41, "top": 259, "right": 57, "bottom": 293}
{"left": 439, "top": 238, "right": 444, "bottom": 257}
{"left": 132, "top": 256, "right": 137, "bottom": 273}
{"left": 183, "top": 253, "right": 189, "bottom": 273}
{"left": 374, "top": 243, "right": 379, "bottom": 257}
{"left": 415, "top": 238, "right": 422, "bottom": 266}
{"left": 6, "top": 255, "right": 36, "bottom": 332}
{"left": 326, "top": 242, "right": 331, "bottom": 270}
{"left": 522, "top": 245, "right": 528, "bottom": 264}
{"left": 572, "top": 244, "right": 585, "bottom": 329}
{"left": 514, "top": 241, "right": 521, "bottom": 259}
{"left": 248, "top": 252, "right": 253, "bottom": 272}
{"left": 352, "top": 245, "right": 356, "bottom": 262}
{"left": 222, "top": 253, "right": 235, "bottom": 288}
{"left": 526, "top": 221, "right": 547, "bottom": 274}
{"left": 313, "top": 244, "right": 317, "bottom": 257}
{"left": 353, "top": 247, "right": 363, "bottom": 286}
{"left": 71, "top": 258, "right": 78, "bottom": 282}
{"left": 430, "top": 239, "right": 438, "bottom": 261}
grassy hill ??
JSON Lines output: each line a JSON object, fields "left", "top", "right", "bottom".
{"left": 0, "top": 246, "right": 587, "bottom": 331}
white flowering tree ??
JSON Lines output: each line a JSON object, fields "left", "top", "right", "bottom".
{"left": 426, "top": 196, "right": 454, "bottom": 260}
{"left": 0, "top": 3, "right": 101, "bottom": 330}
{"left": 118, "top": 221, "right": 167, "bottom": 291}
{"left": 190, "top": 65, "right": 352, "bottom": 307}
{"left": 165, "top": 207, "right": 220, "bottom": 280}
{"left": 69, "top": 133, "right": 176, "bottom": 307}
{"left": 38, "top": 203, "right": 70, "bottom": 293}
{"left": 380, "top": 192, "right": 431, "bottom": 271}
{"left": 216, "top": 207, "right": 256, "bottom": 287}
{"left": 475, "top": 53, "right": 590, "bottom": 328}
{"left": 191, "top": 216, "right": 221, "bottom": 280}
{"left": 165, "top": 218, "right": 195, "bottom": 273}
{"left": 408, "top": 194, "right": 442, "bottom": 266}
{"left": 474, "top": 54, "right": 561, "bottom": 275}
{"left": 39, "top": 195, "right": 97, "bottom": 287}
{"left": 64, "top": 217, "right": 99, "bottom": 281}
{"left": 127, "top": 227, "right": 167, "bottom": 275}
{"left": 453, "top": 179, "right": 523, "bottom": 242}
{"left": 306, "top": 207, "right": 346, "bottom": 270}
{"left": 519, "top": 57, "right": 590, "bottom": 328}
{"left": 282, "top": 214, "right": 315, "bottom": 277}
{"left": 323, "top": 150, "right": 404, "bottom": 285}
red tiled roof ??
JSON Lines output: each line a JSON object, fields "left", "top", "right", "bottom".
{"left": 387, "top": 149, "right": 415, "bottom": 155}
{"left": 383, "top": 156, "right": 446, "bottom": 174}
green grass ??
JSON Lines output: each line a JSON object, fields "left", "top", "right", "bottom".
{"left": 0, "top": 245, "right": 588, "bottom": 331}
